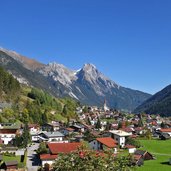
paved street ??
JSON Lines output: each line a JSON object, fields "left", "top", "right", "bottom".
{"left": 27, "top": 143, "right": 40, "bottom": 171}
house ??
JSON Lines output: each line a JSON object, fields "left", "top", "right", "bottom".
{"left": 40, "top": 142, "right": 82, "bottom": 167}
{"left": 109, "top": 130, "right": 131, "bottom": 148}
{"left": 0, "top": 129, "right": 19, "bottom": 145}
{"left": 40, "top": 154, "right": 57, "bottom": 167}
{"left": 29, "top": 124, "right": 40, "bottom": 142}
{"left": 89, "top": 137, "right": 117, "bottom": 153}
{"left": 159, "top": 128, "right": 171, "bottom": 136}
{"left": 134, "top": 127, "right": 144, "bottom": 135}
{"left": 134, "top": 150, "right": 154, "bottom": 160}
{"left": 29, "top": 124, "right": 40, "bottom": 133}
{"left": 3, "top": 161, "right": 18, "bottom": 170}
{"left": 70, "top": 124, "right": 85, "bottom": 133}
{"left": 48, "top": 142, "right": 81, "bottom": 154}
{"left": 42, "top": 121, "right": 60, "bottom": 132}
{"left": 39, "top": 131, "right": 65, "bottom": 142}
{"left": 125, "top": 144, "right": 136, "bottom": 154}
{"left": 59, "top": 127, "right": 74, "bottom": 136}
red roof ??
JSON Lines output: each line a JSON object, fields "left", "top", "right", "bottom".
{"left": 160, "top": 128, "right": 171, "bottom": 133}
{"left": 0, "top": 129, "right": 17, "bottom": 134}
{"left": 121, "top": 127, "right": 133, "bottom": 133}
{"left": 48, "top": 143, "right": 81, "bottom": 154}
{"left": 96, "top": 137, "right": 117, "bottom": 148}
{"left": 40, "top": 154, "right": 57, "bottom": 160}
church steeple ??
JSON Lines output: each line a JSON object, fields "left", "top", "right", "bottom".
{"left": 103, "top": 99, "right": 109, "bottom": 112}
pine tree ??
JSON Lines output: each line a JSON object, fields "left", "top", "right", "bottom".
{"left": 105, "top": 121, "right": 111, "bottom": 131}
{"left": 63, "top": 104, "right": 68, "bottom": 116}
{"left": 22, "top": 123, "right": 31, "bottom": 148}
{"left": 42, "top": 109, "right": 49, "bottom": 124}
{"left": 95, "top": 117, "right": 101, "bottom": 130}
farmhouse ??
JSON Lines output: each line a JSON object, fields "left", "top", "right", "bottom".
{"left": 90, "top": 137, "right": 117, "bottom": 153}
{"left": 0, "top": 129, "right": 18, "bottom": 145}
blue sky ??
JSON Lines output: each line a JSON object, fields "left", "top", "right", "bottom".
{"left": 0, "top": 0, "right": 171, "bottom": 94}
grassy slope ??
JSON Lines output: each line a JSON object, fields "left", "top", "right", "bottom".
{"left": 137, "top": 140, "right": 171, "bottom": 171}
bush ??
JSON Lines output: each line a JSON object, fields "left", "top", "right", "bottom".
{"left": 126, "top": 137, "right": 141, "bottom": 148}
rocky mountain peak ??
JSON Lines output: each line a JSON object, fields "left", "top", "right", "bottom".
{"left": 39, "top": 62, "right": 77, "bottom": 87}
{"left": 83, "top": 63, "right": 96, "bottom": 70}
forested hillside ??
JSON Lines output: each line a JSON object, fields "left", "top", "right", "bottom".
{"left": 134, "top": 84, "right": 171, "bottom": 116}
{"left": 0, "top": 67, "right": 80, "bottom": 124}
{"left": 0, "top": 67, "right": 21, "bottom": 101}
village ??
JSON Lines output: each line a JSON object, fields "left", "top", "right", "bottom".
{"left": 0, "top": 101, "right": 171, "bottom": 171}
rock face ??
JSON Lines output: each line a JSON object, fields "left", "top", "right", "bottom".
{"left": 134, "top": 85, "right": 171, "bottom": 116}
{"left": 0, "top": 48, "right": 151, "bottom": 111}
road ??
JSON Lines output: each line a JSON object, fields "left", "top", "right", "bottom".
{"left": 27, "top": 143, "right": 40, "bottom": 171}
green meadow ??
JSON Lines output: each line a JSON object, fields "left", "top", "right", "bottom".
{"left": 137, "top": 139, "right": 171, "bottom": 171}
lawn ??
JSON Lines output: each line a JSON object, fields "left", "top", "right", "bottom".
{"left": 3, "top": 155, "right": 21, "bottom": 163}
{"left": 137, "top": 139, "right": 171, "bottom": 171}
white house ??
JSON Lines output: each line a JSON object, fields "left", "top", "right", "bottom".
{"left": 29, "top": 124, "right": 40, "bottom": 142}
{"left": 125, "top": 144, "right": 136, "bottom": 154}
{"left": 110, "top": 130, "right": 131, "bottom": 148}
{"left": 89, "top": 137, "right": 118, "bottom": 153}
{"left": 39, "top": 131, "right": 65, "bottom": 142}
{"left": 0, "top": 129, "right": 18, "bottom": 145}
{"left": 40, "top": 154, "right": 57, "bottom": 167}
{"left": 29, "top": 124, "right": 40, "bottom": 133}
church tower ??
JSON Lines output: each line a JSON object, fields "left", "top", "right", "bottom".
{"left": 103, "top": 99, "right": 109, "bottom": 112}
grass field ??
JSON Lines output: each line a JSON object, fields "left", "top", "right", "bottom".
{"left": 3, "top": 155, "right": 21, "bottom": 163}
{"left": 137, "top": 139, "right": 171, "bottom": 171}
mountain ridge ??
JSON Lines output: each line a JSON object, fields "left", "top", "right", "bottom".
{"left": 134, "top": 84, "right": 171, "bottom": 116}
{"left": 0, "top": 47, "right": 151, "bottom": 111}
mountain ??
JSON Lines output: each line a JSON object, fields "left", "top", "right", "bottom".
{"left": 134, "top": 84, "right": 171, "bottom": 116}
{"left": 0, "top": 47, "right": 44, "bottom": 71}
{"left": 0, "top": 48, "right": 151, "bottom": 111}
